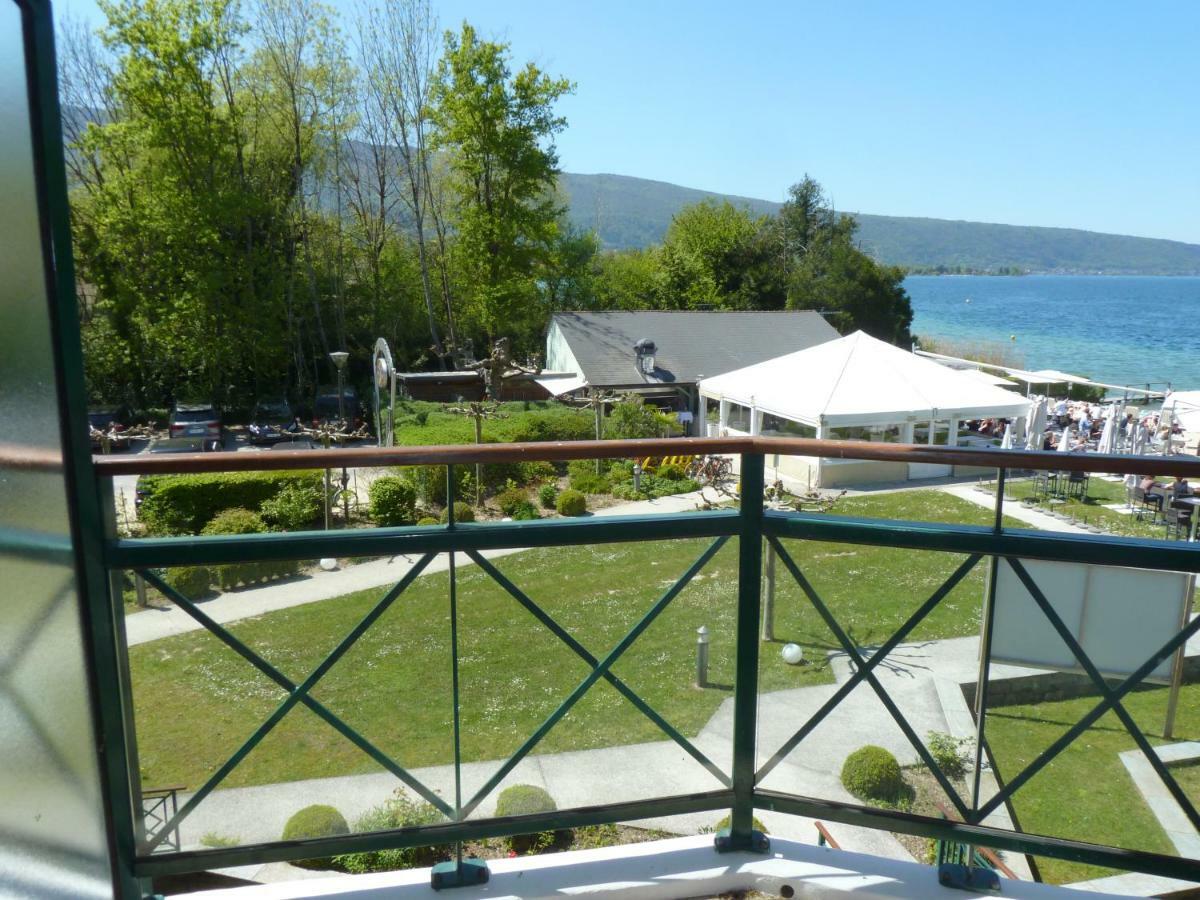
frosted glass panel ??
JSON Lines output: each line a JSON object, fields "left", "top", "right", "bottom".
{"left": 0, "top": 3, "right": 113, "bottom": 897}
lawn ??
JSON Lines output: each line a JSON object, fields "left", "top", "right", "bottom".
{"left": 985, "top": 684, "right": 1200, "bottom": 884}
{"left": 130, "top": 489, "right": 1004, "bottom": 791}
{"left": 996, "top": 475, "right": 1173, "bottom": 541}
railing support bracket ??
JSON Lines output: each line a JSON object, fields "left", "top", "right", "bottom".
{"left": 937, "top": 862, "right": 1000, "bottom": 892}
{"left": 431, "top": 858, "right": 490, "bottom": 890}
{"left": 714, "top": 827, "right": 769, "bottom": 854}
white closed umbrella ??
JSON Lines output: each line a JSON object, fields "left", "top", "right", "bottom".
{"left": 1097, "top": 406, "right": 1117, "bottom": 455}
{"left": 1058, "top": 426, "right": 1074, "bottom": 452}
{"left": 1132, "top": 423, "right": 1148, "bottom": 455}
{"left": 1025, "top": 397, "right": 1047, "bottom": 451}
{"left": 1160, "top": 404, "right": 1176, "bottom": 455}
{"left": 1000, "top": 423, "right": 1015, "bottom": 450}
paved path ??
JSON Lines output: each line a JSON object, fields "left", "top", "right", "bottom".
{"left": 125, "top": 490, "right": 711, "bottom": 646}
{"left": 938, "top": 483, "right": 1094, "bottom": 535}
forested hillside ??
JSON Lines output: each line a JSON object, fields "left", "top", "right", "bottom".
{"left": 560, "top": 172, "right": 1200, "bottom": 275}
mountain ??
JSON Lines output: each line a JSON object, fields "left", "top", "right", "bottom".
{"left": 559, "top": 172, "right": 1200, "bottom": 275}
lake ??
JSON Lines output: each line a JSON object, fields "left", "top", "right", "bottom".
{"left": 905, "top": 275, "right": 1200, "bottom": 391}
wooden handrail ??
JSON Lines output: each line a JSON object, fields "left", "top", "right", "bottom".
{"left": 814, "top": 821, "right": 841, "bottom": 849}
{"left": 91, "top": 434, "right": 1200, "bottom": 479}
{"left": 0, "top": 441, "right": 63, "bottom": 472}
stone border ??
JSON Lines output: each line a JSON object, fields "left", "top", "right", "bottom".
{"left": 1119, "top": 741, "right": 1200, "bottom": 859}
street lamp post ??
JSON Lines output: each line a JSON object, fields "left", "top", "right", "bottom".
{"left": 329, "top": 351, "right": 351, "bottom": 527}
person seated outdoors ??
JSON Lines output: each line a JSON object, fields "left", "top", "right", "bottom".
{"left": 1042, "top": 433, "right": 1055, "bottom": 451}
{"left": 1172, "top": 476, "right": 1192, "bottom": 498}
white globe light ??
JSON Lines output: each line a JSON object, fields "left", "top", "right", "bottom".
{"left": 319, "top": 558, "right": 338, "bottom": 571}
{"left": 781, "top": 643, "right": 804, "bottom": 665}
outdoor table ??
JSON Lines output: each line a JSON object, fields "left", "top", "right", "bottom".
{"left": 1173, "top": 496, "right": 1200, "bottom": 541}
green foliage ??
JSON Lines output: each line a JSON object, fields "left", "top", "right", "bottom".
{"left": 369, "top": 477, "right": 417, "bottom": 526}
{"left": 611, "top": 474, "right": 700, "bottom": 501}
{"left": 495, "top": 487, "right": 530, "bottom": 517}
{"left": 333, "top": 792, "right": 450, "bottom": 873}
{"left": 416, "top": 516, "right": 440, "bottom": 526}
{"left": 510, "top": 500, "right": 540, "bottom": 520}
{"left": 164, "top": 565, "right": 212, "bottom": 599}
{"left": 567, "top": 459, "right": 610, "bottom": 494}
{"left": 201, "top": 509, "right": 299, "bottom": 589}
{"left": 282, "top": 804, "right": 349, "bottom": 870}
{"left": 495, "top": 784, "right": 561, "bottom": 854}
{"left": 260, "top": 482, "right": 324, "bottom": 531}
{"left": 201, "top": 508, "right": 267, "bottom": 536}
{"left": 657, "top": 463, "right": 685, "bottom": 481}
{"left": 439, "top": 502, "right": 475, "bottom": 523}
{"left": 556, "top": 489, "right": 586, "bottom": 516}
{"left": 604, "top": 394, "right": 679, "bottom": 440}
{"left": 926, "top": 731, "right": 971, "bottom": 780}
{"left": 431, "top": 23, "right": 574, "bottom": 342}
{"left": 138, "top": 471, "right": 323, "bottom": 536}
{"left": 713, "top": 813, "right": 768, "bottom": 833}
{"left": 841, "top": 746, "right": 905, "bottom": 803}
{"left": 537, "top": 482, "right": 559, "bottom": 509}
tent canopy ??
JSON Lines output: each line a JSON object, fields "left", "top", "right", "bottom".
{"left": 699, "top": 331, "right": 1030, "bottom": 429}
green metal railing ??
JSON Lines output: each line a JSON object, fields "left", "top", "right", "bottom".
{"left": 85, "top": 438, "right": 1200, "bottom": 892}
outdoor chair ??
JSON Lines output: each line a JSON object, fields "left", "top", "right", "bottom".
{"left": 1165, "top": 506, "right": 1193, "bottom": 541}
{"left": 1133, "top": 486, "right": 1163, "bottom": 523}
{"left": 1066, "top": 471, "right": 1089, "bottom": 500}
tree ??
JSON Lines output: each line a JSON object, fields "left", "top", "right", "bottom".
{"left": 430, "top": 23, "right": 573, "bottom": 346}
{"left": 780, "top": 175, "right": 912, "bottom": 344}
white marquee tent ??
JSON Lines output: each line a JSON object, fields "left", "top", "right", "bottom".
{"left": 698, "top": 331, "right": 1031, "bottom": 487}
{"left": 699, "top": 330, "right": 1029, "bottom": 433}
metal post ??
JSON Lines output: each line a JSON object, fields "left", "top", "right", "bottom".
{"left": 134, "top": 573, "right": 147, "bottom": 609}
{"left": 1164, "top": 577, "right": 1194, "bottom": 739}
{"left": 717, "top": 451, "right": 768, "bottom": 854}
{"left": 695, "top": 626, "right": 709, "bottom": 687}
{"left": 593, "top": 390, "right": 604, "bottom": 475}
{"left": 970, "top": 469, "right": 1005, "bottom": 834}
{"left": 762, "top": 542, "right": 776, "bottom": 642}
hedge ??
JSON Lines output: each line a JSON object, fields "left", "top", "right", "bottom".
{"left": 201, "top": 507, "right": 300, "bottom": 589}
{"left": 495, "top": 784, "right": 562, "bottom": 854}
{"left": 138, "top": 470, "right": 324, "bottom": 536}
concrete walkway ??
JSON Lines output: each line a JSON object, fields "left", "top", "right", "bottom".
{"left": 125, "top": 489, "right": 710, "bottom": 646}
{"left": 938, "top": 483, "right": 1094, "bottom": 535}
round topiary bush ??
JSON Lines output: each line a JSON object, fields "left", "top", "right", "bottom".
{"left": 165, "top": 565, "right": 212, "bottom": 599}
{"left": 439, "top": 502, "right": 475, "bottom": 524}
{"left": 369, "top": 477, "right": 417, "bottom": 526}
{"left": 841, "top": 745, "right": 905, "bottom": 803}
{"left": 201, "top": 507, "right": 267, "bottom": 536}
{"left": 511, "top": 500, "right": 540, "bottom": 520}
{"left": 495, "top": 784, "right": 561, "bottom": 854}
{"left": 282, "top": 804, "right": 350, "bottom": 870}
{"left": 556, "top": 489, "right": 587, "bottom": 517}
{"left": 538, "top": 482, "right": 559, "bottom": 509}
{"left": 495, "top": 487, "right": 529, "bottom": 517}
{"left": 416, "top": 516, "right": 439, "bottom": 526}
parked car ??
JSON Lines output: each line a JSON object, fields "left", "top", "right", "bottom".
{"left": 313, "top": 386, "right": 364, "bottom": 430}
{"left": 88, "top": 405, "right": 131, "bottom": 450}
{"left": 169, "top": 402, "right": 223, "bottom": 449}
{"left": 247, "top": 399, "right": 295, "bottom": 445}
{"left": 135, "top": 437, "right": 211, "bottom": 506}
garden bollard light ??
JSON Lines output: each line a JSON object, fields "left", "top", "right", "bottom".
{"left": 633, "top": 463, "right": 642, "bottom": 493}
{"left": 696, "top": 625, "right": 709, "bottom": 687}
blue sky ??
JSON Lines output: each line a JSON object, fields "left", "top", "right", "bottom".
{"left": 57, "top": 0, "right": 1200, "bottom": 243}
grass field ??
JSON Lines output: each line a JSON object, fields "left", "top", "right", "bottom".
{"left": 997, "top": 475, "right": 1174, "bottom": 541}
{"left": 130, "top": 489, "right": 1004, "bottom": 790}
{"left": 986, "top": 684, "right": 1200, "bottom": 884}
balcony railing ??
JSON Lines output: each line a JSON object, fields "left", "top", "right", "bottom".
{"left": 89, "top": 436, "right": 1200, "bottom": 891}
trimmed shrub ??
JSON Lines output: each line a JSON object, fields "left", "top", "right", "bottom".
{"left": 416, "top": 516, "right": 439, "bottom": 526}
{"left": 556, "top": 489, "right": 587, "bottom": 517}
{"left": 713, "top": 813, "right": 768, "bottom": 833}
{"left": 538, "top": 482, "right": 559, "bottom": 509}
{"left": 333, "top": 792, "right": 450, "bottom": 873}
{"left": 658, "top": 463, "right": 686, "bottom": 481}
{"left": 841, "top": 746, "right": 905, "bottom": 803}
{"left": 369, "top": 477, "right": 417, "bottom": 526}
{"left": 495, "top": 784, "right": 562, "bottom": 854}
{"left": 202, "top": 508, "right": 299, "bottom": 589}
{"left": 439, "top": 502, "right": 475, "bottom": 524}
{"left": 201, "top": 507, "right": 266, "bottom": 536}
{"left": 567, "top": 459, "right": 610, "bottom": 494}
{"left": 164, "top": 565, "right": 212, "bottom": 599}
{"left": 282, "top": 804, "right": 349, "bottom": 870}
{"left": 511, "top": 500, "right": 540, "bottom": 520}
{"left": 260, "top": 482, "right": 323, "bottom": 531}
{"left": 138, "top": 470, "right": 324, "bottom": 536}
{"left": 495, "top": 487, "right": 529, "bottom": 517}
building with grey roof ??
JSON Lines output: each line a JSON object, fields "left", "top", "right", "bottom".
{"left": 540, "top": 310, "right": 840, "bottom": 433}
